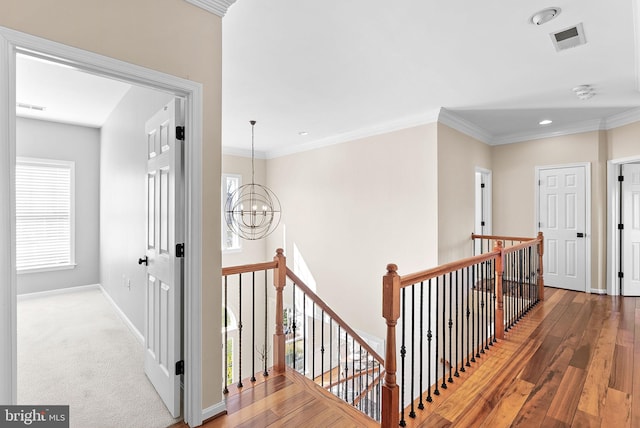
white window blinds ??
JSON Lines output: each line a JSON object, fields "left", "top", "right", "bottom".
{"left": 15, "top": 158, "right": 75, "bottom": 271}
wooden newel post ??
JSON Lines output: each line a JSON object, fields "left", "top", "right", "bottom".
{"left": 494, "top": 241, "right": 505, "bottom": 340}
{"left": 273, "top": 248, "right": 286, "bottom": 373}
{"left": 381, "top": 264, "right": 401, "bottom": 428}
{"left": 537, "top": 231, "right": 545, "bottom": 301}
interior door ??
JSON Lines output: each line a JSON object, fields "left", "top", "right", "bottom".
{"left": 538, "top": 165, "right": 587, "bottom": 292}
{"left": 622, "top": 163, "right": 640, "bottom": 296}
{"left": 143, "top": 98, "right": 184, "bottom": 417}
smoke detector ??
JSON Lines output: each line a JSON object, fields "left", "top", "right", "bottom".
{"left": 573, "top": 85, "right": 595, "bottom": 100}
{"left": 530, "top": 8, "right": 561, "bottom": 25}
{"left": 551, "top": 23, "right": 587, "bottom": 51}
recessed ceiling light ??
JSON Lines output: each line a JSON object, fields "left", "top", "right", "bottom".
{"left": 530, "top": 7, "right": 561, "bottom": 25}
{"left": 298, "top": 131, "right": 308, "bottom": 136}
{"left": 539, "top": 119, "right": 553, "bottom": 125}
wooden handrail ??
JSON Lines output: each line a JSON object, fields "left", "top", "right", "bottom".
{"left": 471, "top": 233, "right": 535, "bottom": 242}
{"left": 353, "top": 370, "right": 385, "bottom": 407}
{"left": 221, "top": 260, "right": 278, "bottom": 276}
{"left": 399, "top": 250, "right": 500, "bottom": 288}
{"left": 286, "top": 267, "right": 385, "bottom": 365}
{"left": 502, "top": 237, "right": 542, "bottom": 254}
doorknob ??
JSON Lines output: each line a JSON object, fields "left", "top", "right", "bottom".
{"left": 138, "top": 256, "right": 148, "bottom": 266}
{"left": 577, "top": 233, "right": 585, "bottom": 238}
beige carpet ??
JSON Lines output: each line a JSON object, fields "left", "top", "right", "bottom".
{"left": 17, "top": 287, "right": 181, "bottom": 428}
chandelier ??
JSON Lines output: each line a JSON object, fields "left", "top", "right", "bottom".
{"left": 224, "top": 120, "right": 281, "bottom": 240}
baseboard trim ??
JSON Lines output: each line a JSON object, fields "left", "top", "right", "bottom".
{"left": 17, "top": 283, "right": 100, "bottom": 300}
{"left": 590, "top": 288, "right": 607, "bottom": 295}
{"left": 202, "top": 401, "right": 227, "bottom": 423}
{"left": 99, "top": 285, "right": 145, "bottom": 345}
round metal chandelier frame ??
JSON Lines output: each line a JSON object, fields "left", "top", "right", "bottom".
{"left": 224, "top": 121, "right": 281, "bottom": 240}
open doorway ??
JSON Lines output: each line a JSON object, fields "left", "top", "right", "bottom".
{"left": 0, "top": 27, "right": 205, "bottom": 427}
{"left": 15, "top": 53, "right": 181, "bottom": 425}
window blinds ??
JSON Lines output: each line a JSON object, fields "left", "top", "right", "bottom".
{"left": 15, "top": 159, "right": 74, "bottom": 271}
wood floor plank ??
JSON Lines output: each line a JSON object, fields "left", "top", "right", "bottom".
{"left": 545, "top": 366, "right": 586, "bottom": 424}
{"left": 632, "top": 307, "right": 640, "bottom": 428}
{"left": 577, "top": 310, "right": 620, "bottom": 418}
{"left": 477, "top": 378, "right": 534, "bottom": 428}
{"left": 608, "top": 344, "right": 633, "bottom": 393}
{"left": 570, "top": 410, "right": 601, "bottom": 428}
{"left": 600, "top": 388, "right": 631, "bottom": 428}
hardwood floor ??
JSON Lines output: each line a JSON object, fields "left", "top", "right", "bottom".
{"left": 403, "top": 287, "right": 639, "bottom": 427}
{"left": 171, "top": 288, "right": 638, "bottom": 427}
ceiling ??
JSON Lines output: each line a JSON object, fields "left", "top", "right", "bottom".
{"left": 16, "top": 0, "right": 640, "bottom": 157}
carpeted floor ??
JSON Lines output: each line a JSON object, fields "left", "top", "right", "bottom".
{"left": 17, "top": 287, "right": 181, "bottom": 428}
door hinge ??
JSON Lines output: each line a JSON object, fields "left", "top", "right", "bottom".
{"left": 618, "top": 272, "right": 624, "bottom": 279}
{"left": 176, "top": 126, "right": 185, "bottom": 141}
{"left": 538, "top": 179, "right": 542, "bottom": 186}
{"left": 176, "top": 243, "right": 185, "bottom": 258}
{"left": 618, "top": 175, "right": 624, "bottom": 182}
{"left": 176, "top": 360, "right": 184, "bottom": 375}
{"left": 480, "top": 183, "right": 485, "bottom": 188}
{"left": 618, "top": 223, "right": 624, "bottom": 230}
{"left": 481, "top": 221, "right": 485, "bottom": 226}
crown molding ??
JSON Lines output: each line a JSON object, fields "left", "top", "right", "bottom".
{"left": 437, "top": 109, "right": 493, "bottom": 144}
{"left": 604, "top": 106, "right": 640, "bottom": 129}
{"left": 184, "top": 0, "right": 236, "bottom": 17}
{"left": 492, "top": 117, "right": 606, "bottom": 145}
{"left": 222, "top": 146, "right": 267, "bottom": 159}
{"left": 265, "top": 109, "right": 441, "bottom": 159}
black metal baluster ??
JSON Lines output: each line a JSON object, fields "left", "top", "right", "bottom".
{"left": 479, "top": 262, "right": 484, "bottom": 356}
{"left": 321, "top": 310, "right": 325, "bottom": 387}
{"left": 338, "top": 324, "right": 341, "bottom": 398}
{"left": 251, "top": 272, "right": 256, "bottom": 382}
{"left": 455, "top": 270, "right": 460, "bottom": 377}
{"left": 448, "top": 273, "right": 453, "bottom": 383}
{"left": 400, "top": 288, "right": 407, "bottom": 426}
{"left": 330, "top": 319, "right": 333, "bottom": 389}
{"left": 263, "top": 269, "right": 268, "bottom": 377}
{"left": 484, "top": 260, "right": 489, "bottom": 351}
{"left": 345, "top": 330, "right": 349, "bottom": 402}
{"left": 312, "top": 302, "right": 315, "bottom": 381}
{"left": 409, "top": 284, "right": 416, "bottom": 418}
{"left": 441, "top": 275, "right": 448, "bottom": 390}
{"left": 427, "top": 279, "right": 433, "bottom": 402}
{"left": 492, "top": 259, "right": 496, "bottom": 344}
{"left": 237, "top": 274, "right": 243, "bottom": 388}
{"left": 292, "top": 284, "right": 297, "bottom": 370}
{"left": 465, "top": 266, "right": 471, "bottom": 368}
{"left": 303, "top": 291, "right": 307, "bottom": 375}
{"left": 471, "top": 264, "right": 476, "bottom": 363}
{"left": 418, "top": 282, "right": 425, "bottom": 410}
{"left": 434, "top": 277, "right": 439, "bottom": 396}
{"left": 365, "top": 349, "right": 370, "bottom": 416}
{"left": 223, "top": 275, "right": 229, "bottom": 394}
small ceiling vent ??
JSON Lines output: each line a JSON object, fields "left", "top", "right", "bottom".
{"left": 551, "top": 23, "right": 587, "bottom": 52}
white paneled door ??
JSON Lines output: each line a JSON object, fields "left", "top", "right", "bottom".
{"left": 143, "top": 99, "right": 184, "bottom": 417}
{"left": 622, "top": 163, "right": 640, "bottom": 296}
{"left": 538, "top": 165, "right": 587, "bottom": 292}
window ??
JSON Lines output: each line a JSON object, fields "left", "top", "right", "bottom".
{"left": 15, "top": 157, "right": 75, "bottom": 272}
{"left": 222, "top": 174, "right": 241, "bottom": 251}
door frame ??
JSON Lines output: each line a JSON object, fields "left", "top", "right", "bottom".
{"left": 535, "top": 162, "right": 592, "bottom": 293}
{"left": 607, "top": 155, "right": 640, "bottom": 296}
{"left": 474, "top": 167, "right": 493, "bottom": 235}
{"left": 0, "top": 27, "right": 204, "bottom": 426}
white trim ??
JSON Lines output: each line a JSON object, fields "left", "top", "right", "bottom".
{"left": 202, "top": 401, "right": 227, "bottom": 422}
{"left": 17, "top": 283, "right": 99, "bottom": 300}
{"left": 99, "top": 285, "right": 145, "bottom": 344}
{"left": 184, "top": 0, "right": 236, "bottom": 17}
{"left": 492, "top": 118, "right": 605, "bottom": 146}
{"left": 222, "top": 146, "right": 267, "bottom": 159}
{"left": 604, "top": 107, "right": 640, "bottom": 129}
{"left": 590, "top": 288, "right": 607, "bottom": 295}
{"left": 535, "top": 162, "right": 592, "bottom": 293}
{"left": 265, "top": 108, "right": 441, "bottom": 159}
{"left": 438, "top": 109, "right": 493, "bottom": 144}
{"left": 0, "top": 26, "right": 204, "bottom": 427}
{"left": 474, "top": 167, "right": 493, "bottom": 236}
{"left": 606, "top": 154, "right": 640, "bottom": 296}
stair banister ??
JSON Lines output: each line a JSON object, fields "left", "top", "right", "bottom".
{"left": 273, "top": 248, "right": 287, "bottom": 372}
{"left": 381, "top": 264, "right": 401, "bottom": 428}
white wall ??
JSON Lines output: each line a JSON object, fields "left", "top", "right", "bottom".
{"left": 100, "top": 86, "right": 174, "bottom": 334}
{"left": 16, "top": 117, "right": 100, "bottom": 294}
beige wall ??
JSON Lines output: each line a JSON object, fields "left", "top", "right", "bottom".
{"left": 492, "top": 131, "right": 607, "bottom": 291}
{"left": 1, "top": 0, "right": 223, "bottom": 409}
{"left": 437, "top": 124, "right": 492, "bottom": 263}
{"left": 608, "top": 121, "right": 640, "bottom": 160}
{"left": 266, "top": 124, "right": 438, "bottom": 339}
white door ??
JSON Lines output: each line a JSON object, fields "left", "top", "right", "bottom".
{"left": 143, "top": 98, "right": 184, "bottom": 417}
{"left": 474, "top": 169, "right": 492, "bottom": 254}
{"left": 622, "top": 163, "right": 640, "bottom": 296}
{"left": 538, "top": 165, "right": 587, "bottom": 292}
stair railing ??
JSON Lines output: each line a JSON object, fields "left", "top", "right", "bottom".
{"left": 381, "top": 233, "right": 544, "bottom": 427}
{"left": 221, "top": 249, "right": 385, "bottom": 422}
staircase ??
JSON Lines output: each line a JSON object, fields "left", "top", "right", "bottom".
{"left": 219, "top": 233, "right": 544, "bottom": 427}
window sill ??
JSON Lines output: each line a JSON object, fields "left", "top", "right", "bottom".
{"left": 17, "top": 264, "right": 77, "bottom": 275}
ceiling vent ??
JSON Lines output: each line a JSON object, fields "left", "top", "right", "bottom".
{"left": 551, "top": 23, "right": 587, "bottom": 52}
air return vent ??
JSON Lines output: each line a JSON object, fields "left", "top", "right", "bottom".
{"left": 551, "top": 23, "right": 586, "bottom": 52}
